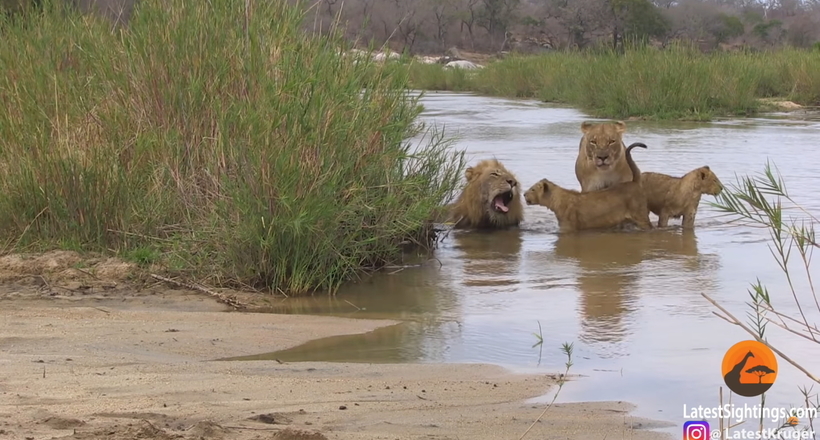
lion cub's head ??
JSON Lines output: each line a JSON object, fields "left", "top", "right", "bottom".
{"left": 580, "top": 121, "right": 626, "bottom": 170}
{"left": 693, "top": 166, "right": 723, "bottom": 196}
{"left": 451, "top": 159, "right": 523, "bottom": 229}
{"left": 524, "top": 179, "right": 558, "bottom": 209}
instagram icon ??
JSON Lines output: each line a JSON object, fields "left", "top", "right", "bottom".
{"left": 683, "top": 421, "right": 710, "bottom": 440}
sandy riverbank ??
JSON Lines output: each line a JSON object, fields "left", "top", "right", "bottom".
{"left": 0, "top": 251, "right": 675, "bottom": 440}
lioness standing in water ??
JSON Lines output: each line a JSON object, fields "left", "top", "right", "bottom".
{"left": 574, "top": 120, "right": 636, "bottom": 192}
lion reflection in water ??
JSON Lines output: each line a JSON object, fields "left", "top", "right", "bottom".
{"left": 452, "top": 229, "right": 523, "bottom": 288}
{"left": 552, "top": 230, "right": 701, "bottom": 344}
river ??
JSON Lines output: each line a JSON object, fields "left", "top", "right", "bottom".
{"left": 235, "top": 91, "right": 820, "bottom": 437}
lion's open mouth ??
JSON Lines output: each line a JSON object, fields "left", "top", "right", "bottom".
{"left": 492, "top": 191, "right": 514, "bottom": 213}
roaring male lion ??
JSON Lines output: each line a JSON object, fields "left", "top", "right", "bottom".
{"left": 574, "top": 120, "right": 635, "bottom": 192}
{"left": 447, "top": 159, "right": 524, "bottom": 230}
{"left": 525, "top": 143, "right": 653, "bottom": 233}
{"left": 642, "top": 166, "right": 724, "bottom": 228}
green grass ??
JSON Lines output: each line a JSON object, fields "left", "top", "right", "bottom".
{"left": 401, "top": 42, "right": 820, "bottom": 121}
{"left": 0, "top": 0, "right": 465, "bottom": 295}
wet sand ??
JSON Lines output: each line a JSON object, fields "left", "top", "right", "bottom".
{"left": 0, "top": 252, "right": 675, "bottom": 440}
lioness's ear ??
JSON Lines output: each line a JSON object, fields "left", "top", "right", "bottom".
{"left": 581, "top": 121, "right": 594, "bottom": 134}
{"left": 614, "top": 121, "right": 626, "bottom": 133}
{"left": 703, "top": 165, "right": 710, "bottom": 170}
{"left": 699, "top": 171, "right": 707, "bottom": 180}
{"left": 465, "top": 167, "right": 476, "bottom": 181}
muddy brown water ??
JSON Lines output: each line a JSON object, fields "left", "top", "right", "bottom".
{"left": 231, "top": 92, "right": 820, "bottom": 435}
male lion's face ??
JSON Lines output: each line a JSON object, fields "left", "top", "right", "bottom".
{"left": 697, "top": 166, "right": 724, "bottom": 196}
{"left": 581, "top": 121, "right": 626, "bottom": 170}
{"left": 465, "top": 160, "right": 520, "bottom": 217}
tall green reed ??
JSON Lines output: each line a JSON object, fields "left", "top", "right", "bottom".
{"left": 0, "top": 0, "right": 465, "bottom": 295}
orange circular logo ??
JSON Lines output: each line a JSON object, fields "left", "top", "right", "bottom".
{"left": 721, "top": 340, "right": 778, "bottom": 397}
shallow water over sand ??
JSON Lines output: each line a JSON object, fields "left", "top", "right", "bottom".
{"left": 236, "top": 92, "right": 820, "bottom": 435}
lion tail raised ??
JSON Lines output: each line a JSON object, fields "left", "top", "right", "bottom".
{"left": 625, "top": 142, "right": 648, "bottom": 184}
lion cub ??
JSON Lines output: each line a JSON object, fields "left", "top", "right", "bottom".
{"left": 642, "top": 166, "right": 724, "bottom": 228}
{"left": 575, "top": 120, "right": 635, "bottom": 192}
{"left": 448, "top": 159, "right": 524, "bottom": 230}
{"left": 525, "top": 143, "right": 653, "bottom": 233}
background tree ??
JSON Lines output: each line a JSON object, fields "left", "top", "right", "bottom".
{"left": 710, "top": 13, "right": 744, "bottom": 43}
{"left": 477, "top": 0, "right": 521, "bottom": 51}
{"left": 610, "top": 0, "right": 671, "bottom": 48}
{"left": 430, "top": 0, "right": 458, "bottom": 51}
{"left": 785, "top": 14, "right": 819, "bottom": 47}
{"left": 752, "top": 19, "right": 785, "bottom": 45}
{"left": 288, "top": 0, "right": 820, "bottom": 54}
{"left": 458, "top": 0, "right": 482, "bottom": 50}
{"left": 391, "top": 0, "right": 424, "bottom": 53}
{"left": 545, "top": 0, "right": 611, "bottom": 49}
{"left": 8, "top": 0, "right": 820, "bottom": 55}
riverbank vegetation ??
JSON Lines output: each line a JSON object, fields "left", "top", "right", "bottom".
{"left": 0, "top": 0, "right": 465, "bottom": 295}
{"left": 301, "top": 0, "right": 820, "bottom": 120}
{"left": 401, "top": 43, "right": 820, "bottom": 120}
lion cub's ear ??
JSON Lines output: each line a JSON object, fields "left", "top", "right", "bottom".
{"left": 581, "top": 121, "right": 594, "bottom": 134}
{"left": 614, "top": 121, "right": 626, "bottom": 133}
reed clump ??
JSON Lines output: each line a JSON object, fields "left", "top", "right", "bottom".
{"left": 0, "top": 0, "right": 465, "bottom": 295}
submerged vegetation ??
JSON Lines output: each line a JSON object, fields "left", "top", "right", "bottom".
{"left": 401, "top": 43, "right": 820, "bottom": 121}
{"left": 0, "top": 0, "right": 465, "bottom": 295}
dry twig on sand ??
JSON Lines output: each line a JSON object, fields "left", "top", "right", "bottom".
{"left": 150, "top": 274, "right": 246, "bottom": 310}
